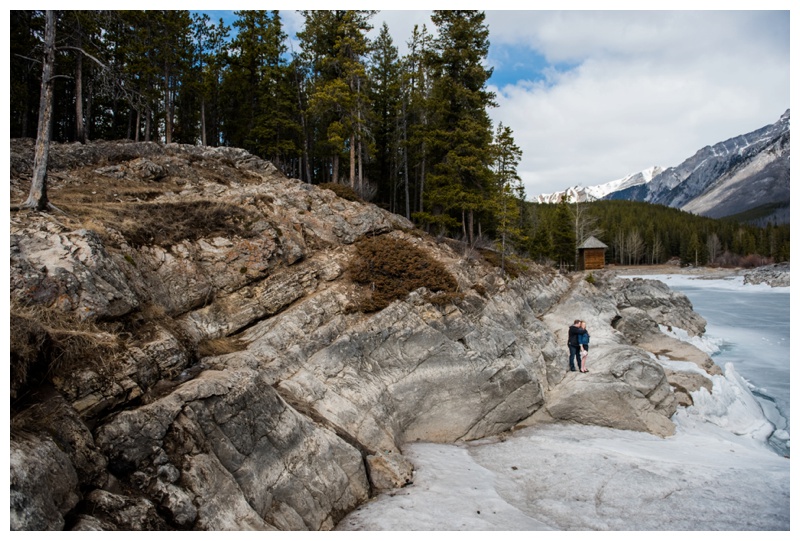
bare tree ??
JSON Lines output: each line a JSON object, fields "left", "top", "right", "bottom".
{"left": 18, "top": 10, "right": 57, "bottom": 211}
{"left": 650, "top": 235, "right": 664, "bottom": 264}
{"left": 707, "top": 232, "right": 722, "bottom": 264}
{"left": 14, "top": 10, "right": 110, "bottom": 212}
{"left": 571, "top": 198, "right": 602, "bottom": 243}
{"left": 613, "top": 229, "right": 627, "bottom": 265}
{"left": 626, "top": 229, "right": 645, "bottom": 265}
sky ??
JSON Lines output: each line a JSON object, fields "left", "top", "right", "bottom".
{"left": 194, "top": 2, "right": 792, "bottom": 200}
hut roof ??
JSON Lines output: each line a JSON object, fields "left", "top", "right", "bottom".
{"left": 578, "top": 236, "right": 608, "bottom": 249}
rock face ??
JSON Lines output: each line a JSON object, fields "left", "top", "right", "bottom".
{"left": 9, "top": 140, "right": 721, "bottom": 531}
{"left": 741, "top": 263, "right": 790, "bottom": 287}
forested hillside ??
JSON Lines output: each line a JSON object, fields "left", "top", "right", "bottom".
{"left": 10, "top": 10, "right": 787, "bottom": 269}
{"left": 523, "top": 199, "right": 789, "bottom": 269}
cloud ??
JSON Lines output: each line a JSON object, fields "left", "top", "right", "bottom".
{"left": 484, "top": 10, "right": 790, "bottom": 197}
{"left": 198, "top": 8, "right": 790, "bottom": 199}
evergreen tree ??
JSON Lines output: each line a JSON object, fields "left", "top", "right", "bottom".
{"left": 191, "top": 13, "right": 230, "bottom": 146}
{"left": 404, "top": 24, "right": 435, "bottom": 217}
{"left": 368, "top": 22, "right": 403, "bottom": 213}
{"left": 421, "top": 10, "right": 496, "bottom": 243}
{"left": 299, "top": 10, "right": 375, "bottom": 189}
{"left": 491, "top": 123, "right": 525, "bottom": 270}
{"left": 10, "top": 10, "right": 44, "bottom": 139}
{"left": 552, "top": 197, "right": 577, "bottom": 270}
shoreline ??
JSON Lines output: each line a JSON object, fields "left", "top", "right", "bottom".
{"left": 607, "top": 263, "right": 741, "bottom": 276}
{"left": 603, "top": 262, "right": 790, "bottom": 286}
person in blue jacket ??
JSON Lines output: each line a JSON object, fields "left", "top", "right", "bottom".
{"left": 578, "top": 320, "right": 590, "bottom": 372}
{"left": 567, "top": 319, "right": 588, "bottom": 372}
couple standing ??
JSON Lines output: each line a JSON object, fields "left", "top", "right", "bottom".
{"left": 568, "top": 319, "right": 590, "bottom": 372}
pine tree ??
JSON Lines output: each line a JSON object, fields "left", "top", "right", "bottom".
{"left": 404, "top": 24, "right": 435, "bottom": 217}
{"left": 423, "top": 10, "right": 496, "bottom": 244}
{"left": 491, "top": 123, "right": 525, "bottom": 271}
{"left": 552, "top": 197, "right": 577, "bottom": 271}
{"left": 10, "top": 11, "right": 44, "bottom": 139}
{"left": 368, "top": 23, "right": 402, "bottom": 213}
{"left": 191, "top": 13, "right": 230, "bottom": 146}
{"left": 299, "top": 10, "right": 375, "bottom": 188}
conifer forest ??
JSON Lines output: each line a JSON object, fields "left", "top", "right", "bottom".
{"left": 10, "top": 10, "right": 789, "bottom": 269}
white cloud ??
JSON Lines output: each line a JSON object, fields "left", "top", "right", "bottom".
{"left": 194, "top": 7, "right": 791, "bottom": 199}
{"left": 484, "top": 10, "right": 790, "bottom": 197}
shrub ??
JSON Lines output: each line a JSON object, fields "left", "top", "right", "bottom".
{"left": 319, "top": 182, "right": 362, "bottom": 202}
{"left": 196, "top": 336, "right": 247, "bottom": 357}
{"left": 115, "top": 201, "right": 257, "bottom": 248}
{"left": 478, "top": 249, "right": 526, "bottom": 279}
{"left": 348, "top": 235, "right": 459, "bottom": 312}
{"left": 10, "top": 301, "right": 126, "bottom": 405}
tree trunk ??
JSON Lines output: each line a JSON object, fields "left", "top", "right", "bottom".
{"left": 468, "top": 210, "right": 475, "bottom": 246}
{"left": 332, "top": 154, "right": 339, "bottom": 184}
{"left": 349, "top": 133, "right": 356, "bottom": 188}
{"left": 22, "top": 9, "right": 57, "bottom": 210}
{"left": 164, "top": 62, "right": 172, "bottom": 144}
{"left": 419, "top": 144, "right": 426, "bottom": 214}
{"left": 75, "top": 34, "right": 86, "bottom": 143}
{"left": 85, "top": 68, "right": 93, "bottom": 141}
{"left": 402, "top": 99, "right": 411, "bottom": 220}
{"left": 200, "top": 97, "right": 207, "bottom": 146}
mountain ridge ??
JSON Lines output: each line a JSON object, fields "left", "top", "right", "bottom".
{"left": 535, "top": 110, "right": 790, "bottom": 223}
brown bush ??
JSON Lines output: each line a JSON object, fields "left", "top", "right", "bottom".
{"left": 196, "top": 336, "right": 248, "bottom": 358}
{"left": 348, "top": 235, "right": 459, "bottom": 312}
{"left": 478, "top": 249, "right": 527, "bottom": 279}
{"left": 10, "top": 302, "right": 126, "bottom": 405}
{"left": 113, "top": 201, "right": 258, "bottom": 248}
{"left": 319, "top": 182, "right": 362, "bottom": 202}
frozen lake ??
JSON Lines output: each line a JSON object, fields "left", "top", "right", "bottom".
{"left": 337, "top": 275, "right": 790, "bottom": 531}
{"left": 638, "top": 274, "right": 790, "bottom": 456}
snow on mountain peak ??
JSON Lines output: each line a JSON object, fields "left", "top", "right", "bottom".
{"left": 534, "top": 166, "right": 664, "bottom": 203}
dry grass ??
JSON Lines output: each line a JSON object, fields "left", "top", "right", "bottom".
{"left": 10, "top": 300, "right": 127, "bottom": 405}
{"left": 319, "top": 182, "right": 362, "bottom": 202}
{"left": 478, "top": 248, "right": 529, "bottom": 279}
{"left": 58, "top": 199, "right": 259, "bottom": 248}
{"left": 196, "top": 336, "right": 248, "bottom": 357}
{"left": 347, "top": 235, "right": 459, "bottom": 312}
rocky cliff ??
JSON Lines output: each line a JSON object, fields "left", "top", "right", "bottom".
{"left": 9, "top": 140, "right": 720, "bottom": 531}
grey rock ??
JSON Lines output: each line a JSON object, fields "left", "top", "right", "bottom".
{"left": 612, "top": 277, "right": 707, "bottom": 336}
{"left": 742, "top": 263, "right": 790, "bottom": 287}
{"left": 95, "top": 368, "right": 369, "bottom": 530}
{"left": 10, "top": 432, "right": 80, "bottom": 531}
{"left": 83, "top": 490, "right": 169, "bottom": 530}
{"left": 366, "top": 451, "right": 415, "bottom": 490}
{"left": 9, "top": 140, "right": 729, "bottom": 531}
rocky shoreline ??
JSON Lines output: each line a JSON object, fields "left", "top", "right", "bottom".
{"left": 9, "top": 140, "right": 751, "bottom": 531}
{"left": 608, "top": 262, "right": 790, "bottom": 287}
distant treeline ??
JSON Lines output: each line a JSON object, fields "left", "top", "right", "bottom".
{"left": 519, "top": 199, "right": 789, "bottom": 269}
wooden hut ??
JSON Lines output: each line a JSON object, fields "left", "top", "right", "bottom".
{"left": 577, "top": 236, "right": 608, "bottom": 270}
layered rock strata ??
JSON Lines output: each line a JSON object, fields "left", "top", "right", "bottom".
{"left": 10, "top": 141, "right": 720, "bottom": 530}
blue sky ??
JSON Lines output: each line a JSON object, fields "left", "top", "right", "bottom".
{"left": 194, "top": 5, "right": 791, "bottom": 197}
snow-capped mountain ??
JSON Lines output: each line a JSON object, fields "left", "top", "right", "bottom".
{"left": 535, "top": 166, "right": 664, "bottom": 204}
{"left": 634, "top": 109, "right": 789, "bottom": 215}
{"left": 536, "top": 110, "right": 790, "bottom": 224}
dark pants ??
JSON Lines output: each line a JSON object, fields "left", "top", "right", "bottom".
{"left": 569, "top": 345, "right": 582, "bottom": 371}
